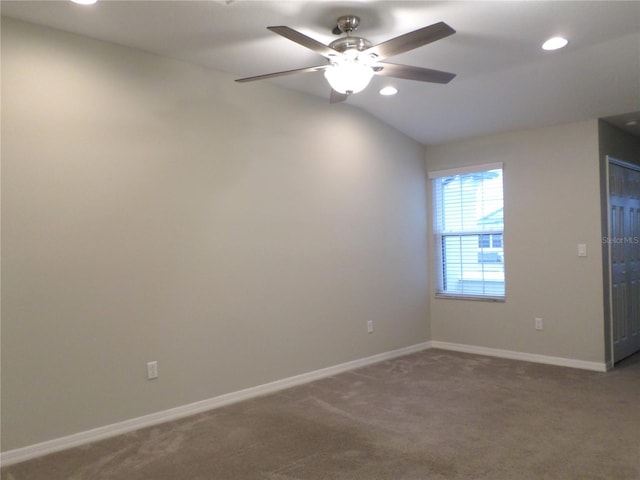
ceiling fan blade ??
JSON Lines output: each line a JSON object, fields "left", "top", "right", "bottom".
{"left": 236, "top": 64, "right": 329, "bottom": 83}
{"left": 268, "top": 26, "right": 339, "bottom": 59}
{"left": 363, "top": 21, "right": 455, "bottom": 61}
{"left": 330, "top": 89, "right": 349, "bottom": 104}
{"left": 374, "top": 62, "right": 456, "bottom": 84}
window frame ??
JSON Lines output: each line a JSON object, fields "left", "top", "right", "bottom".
{"left": 429, "top": 163, "right": 505, "bottom": 301}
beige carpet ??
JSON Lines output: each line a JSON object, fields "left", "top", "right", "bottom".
{"left": 3, "top": 349, "right": 640, "bottom": 480}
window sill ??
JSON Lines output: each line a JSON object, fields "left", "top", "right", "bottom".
{"left": 434, "top": 294, "right": 506, "bottom": 303}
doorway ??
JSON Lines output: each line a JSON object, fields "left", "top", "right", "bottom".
{"left": 607, "top": 156, "right": 640, "bottom": 364}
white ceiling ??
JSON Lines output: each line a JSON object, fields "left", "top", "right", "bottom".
{"left": 2, "top": 0, "right": 639, "bottom": 145}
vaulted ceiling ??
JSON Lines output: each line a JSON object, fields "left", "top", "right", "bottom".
{"left": 2, "top": 0, "right": 639, "bottom": 144}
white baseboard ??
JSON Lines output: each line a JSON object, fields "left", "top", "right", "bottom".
{"left": 430, "top": 341, "right": 608, "bottom": 373}
{"left": 0, "top": 342, "right": 431, "bottom": 467}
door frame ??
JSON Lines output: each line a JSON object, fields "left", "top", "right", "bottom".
{"left": 606, "top": 155, "right": 640, "bottom": 366}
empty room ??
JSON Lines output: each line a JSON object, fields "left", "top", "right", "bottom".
{"left": 1, "top": 1, "right": 639, "bottom": 479}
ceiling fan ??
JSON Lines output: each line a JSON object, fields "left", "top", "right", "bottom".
{"left": 236, "top": 15, "right": 457, "bottom": 104}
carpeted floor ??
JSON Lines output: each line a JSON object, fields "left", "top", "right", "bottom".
{"left": 3, "top": 349, "right": 640, "bottom": 480}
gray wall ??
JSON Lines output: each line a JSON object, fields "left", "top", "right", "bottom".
{"left": 425, "top": 121, "right": 605, "bottom": 362}
{"left": 1, "top": 18, "right": 429, "bottom": 451}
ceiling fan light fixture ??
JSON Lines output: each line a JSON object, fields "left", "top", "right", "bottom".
{"left": 236, "top": 18, "right": 457, "bottom": 104}
{"left": 324, "top": 61, "right": 374, "bottom": 95}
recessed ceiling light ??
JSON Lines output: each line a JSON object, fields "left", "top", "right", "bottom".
{"left": 542, "top": 37, "right": 568, "bottom": 51}
{"left": 71, "top": 0, "right": 98, "bottom": 5}
{"left": 379, "top": 86, "right": 398, "bottom": 96}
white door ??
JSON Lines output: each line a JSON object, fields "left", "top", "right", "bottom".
{"left": 608, "top": 158, "right": 640, "bottom": 364}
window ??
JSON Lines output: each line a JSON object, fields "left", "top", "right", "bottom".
{"left": 429, "top": 163, "right": 504, "bottom": 299}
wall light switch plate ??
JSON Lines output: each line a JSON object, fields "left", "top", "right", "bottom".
{"left": 578, "top": 243, "right": 587, "bottom": 257}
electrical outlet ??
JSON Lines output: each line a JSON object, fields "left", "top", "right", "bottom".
{"left": 367, "top": 320, "right": 373, "bottom": 334}
{"left": 535, "top": 318, "right": 543, "bottom": 331}
{"left": 147, "top": 361, "right": 158, "bottom": 380}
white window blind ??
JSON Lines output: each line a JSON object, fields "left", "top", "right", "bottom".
{"left": 431, "top": 164, "right": 504, "bottom": 299}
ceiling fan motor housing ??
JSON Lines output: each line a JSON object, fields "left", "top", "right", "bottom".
{"left": 329, "top": 36, "right": 372, "bottom": 54}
